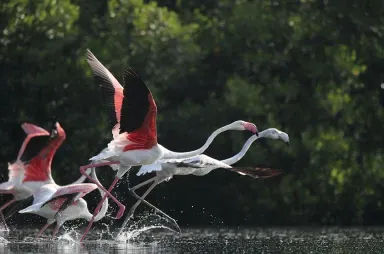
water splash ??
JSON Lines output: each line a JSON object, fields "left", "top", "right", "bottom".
{"left": 57, "top": 230, "right": 78, "bottom": 243}
{"left": 116, "top": 225, "right": 172, "bottom": 242}
{"left": 0, "top": 219, "right": 9, "bottom": 232}
{"left": 0, "top": 236, "right": 8, "bottom": 244}
{"left": 115, "top": 213, "right": 179, "bottom": 242}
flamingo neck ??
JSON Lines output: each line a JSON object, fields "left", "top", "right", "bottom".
{"left": 160, "top": 123, "right": 234, "bottom": 160}
{"left": 221, "top": 130, "right": 270, "bottom": 165}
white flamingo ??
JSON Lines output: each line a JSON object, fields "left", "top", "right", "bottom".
{"left": 117, "top": 128, "right": 289, "bottom": 235}
{"left": 79, "top": 49, "right": 259, "bottom": 241}
{"left": 19, "top": 166, "right": 108, "bottom": 238}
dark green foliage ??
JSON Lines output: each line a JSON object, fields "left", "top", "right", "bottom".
{"left": 1, "top": 0, "right": 384, "bottom": 227}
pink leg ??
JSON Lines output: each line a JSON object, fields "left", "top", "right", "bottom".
{"left": 0, "top": 199, "right": 16, "bottom": 212}
{"left": 79, "top": 162, "right": 125, "bottom": 218}
{"left": 52, "top": 224, "right": 60, "bottom": 238}
{"left": 36, "top": 222, "right": 53, "bottom": 238}
{"left": 80, "top": 177, "right": 121, "bottom": 242}
{"left": 0, "top": 198, "right": 16, "bottom": 225}
{"left": 0, "top": 212, "right": 6, "bottom": 229}
{"left": 0, "top": 198, "right": 16, "bottom": 231}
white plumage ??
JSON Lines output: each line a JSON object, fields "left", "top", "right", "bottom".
{"left": 117, "top": 128, "right": 289, "bottom": 236}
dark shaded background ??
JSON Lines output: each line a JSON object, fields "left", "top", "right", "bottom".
{"left": 1, "top": 0, "right": 384, "bottom": 230}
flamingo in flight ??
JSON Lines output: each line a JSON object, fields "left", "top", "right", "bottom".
{"left": 117, "top": 128, "right": 289, "bottom": 236}
{"left": 0, "top": 122, "right": 64, "bottom": 228}
{"left": 19, "top": 166, "right": 108, "bottom": 238}
{"left": 79, "top": 50, "right": 258, "bottom": 241}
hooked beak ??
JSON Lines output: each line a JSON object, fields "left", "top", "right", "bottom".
{"left": 244, "top": 123, "right": 258, "bottom": 135}
{"left": 287, "top": 141, "right": 290, "bottom": 146}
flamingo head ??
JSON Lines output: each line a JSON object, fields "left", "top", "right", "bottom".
{"left": 232, "top": 121, "right": 259, "bottom": 136}
{"left": 50, "top": 122, "right": 66, "bottom": 141}
{"left": 261, "top": 128, "right": 290, "bottom": 145}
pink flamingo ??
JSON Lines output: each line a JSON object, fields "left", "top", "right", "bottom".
{"left": 19, "top": 166, "right": 108, "bottom": 238}
{"left": 0, "top": 122, "right": 93, "bottom": 230}
{"left": 79, "top": 50, "right": 258, "bottom": 241}
{"left": 0, "top": 123, "right": 53, "bottom": 229}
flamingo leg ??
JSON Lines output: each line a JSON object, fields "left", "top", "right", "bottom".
{"left": 36, "top": 221, "right": 54, "bottom": 238}
{"left": 80, "top": 162, "right": 125, "bottom": 218}
{"left": 130, "top": 177, "right": 157, "bottom": 191}
{"left": 0, "top": 212, "right": 6, "bottom": 230}
{"left": 117, "top": 182, "right": 181, "bottom": 237}
{"left": 51, "top": 224, "right": 61, "bottom": 238}
{"left": 116, "top": 177, "right": 156, "bottom": 236}
{"left": 0, "top": 199, "right": 16, "bottom": 229}
{"left": 0, "top": 199, "right": 16, "bottom": 212}
{"left": 80, "top": 176, "right": 121, "bottom": 242}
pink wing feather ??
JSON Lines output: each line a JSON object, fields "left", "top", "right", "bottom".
{"left": 6, "top": 123, "right": 50, "bottom": 185}
{"left": 86, "top": 49, "right": 124, "bottom": 129}
{"left": 17, "top": 123, "right": 50, "bottom": 161}
{"left": 53, "top": 183, "right": 97, "bottom": 200}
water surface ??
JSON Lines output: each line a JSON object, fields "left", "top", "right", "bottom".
{"left": 0, "top": 227, "right": 383, "bottom": 253}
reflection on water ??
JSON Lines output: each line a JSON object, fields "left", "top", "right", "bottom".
{"left": 0, "top": 227, "right": 384, "bottom": 253}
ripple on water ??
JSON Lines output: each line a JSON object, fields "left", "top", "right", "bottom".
{"left": 1, "top": 227, "right": 384, "bottom": 253}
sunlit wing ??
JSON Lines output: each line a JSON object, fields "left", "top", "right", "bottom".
{"left": 86, "top": 49, "right": 124, "bottom": 130}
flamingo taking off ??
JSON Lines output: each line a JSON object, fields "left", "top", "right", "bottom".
{"left": 19, "top": 166, "right": 108, "bottom": 238}
{"left": 79, "top": 50, "right": 258, "bottom": 241}
{"left": 0, "top": 122, "right": 62, "bottom": 228}
{"left": 116, "top": 128, "right": 289, "bottom": 236}
{"left": 0, "top": 121, "right": 97, "bottom": 232}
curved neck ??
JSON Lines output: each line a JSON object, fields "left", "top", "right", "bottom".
{"left": 161, "top": 123, "right": 235, "bottom": 159}
{"left": 221, "top": 132, "right": 265, "bottom": 165}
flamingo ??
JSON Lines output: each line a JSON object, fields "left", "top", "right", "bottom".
{"left": 0, "top": 122, "right": 61, "bottom": 228}
{"left": 116, "top": 128, "right": 289, "bottom": 236}
{"left": 19, "top": 166, "right": 108, "bottom": 238}
{"left": 79, "top": 50, "right": 259, "bottom": 241}
{"left": 0, "top": 122, "right": 95, "bottom": 230}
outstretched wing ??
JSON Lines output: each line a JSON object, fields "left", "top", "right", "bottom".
{"left": 137, "top": 162, "right": 163, "bottom": 176}
{"left": 22, "top": 122, "right": 66, "bottom": 183}
{"left": 7, "top": 123, "right": 50, "bottom": 185}
{"left": 86, "top": 49, "right": 124, "bottom": 131}
{"left": 18, "top": 123, "right": 50, "bottom": 163}
{"left": 180, "top": 155, "right": 232, "bottom": 169}
{"left": 228, "top": 167, "right": 283, "bottom": 179}
{"left": 19, "top": 183, "right": 97, "bottom": 214}
{"left": 136, "top": 155, "right": 232, "bottom": 176}
{"left": 18, "top": 184, "right": 56, "bottom": 213}
{"left": 120, "top": 67, "right": 157, "bottom": 134}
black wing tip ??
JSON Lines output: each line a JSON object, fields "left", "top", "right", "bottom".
{"left": 230, "top": 167, "right": 284, "bottom": 179}
{"left": 123, "top": 67, "right": 140, "bottom": 82}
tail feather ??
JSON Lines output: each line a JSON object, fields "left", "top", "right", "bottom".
{"left": 228, "top": 167, "right": 283, "bottom": 179}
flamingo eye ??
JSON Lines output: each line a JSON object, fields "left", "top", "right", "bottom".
{"left": 51, "top": 130, "right": 58, "bottom": 138}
